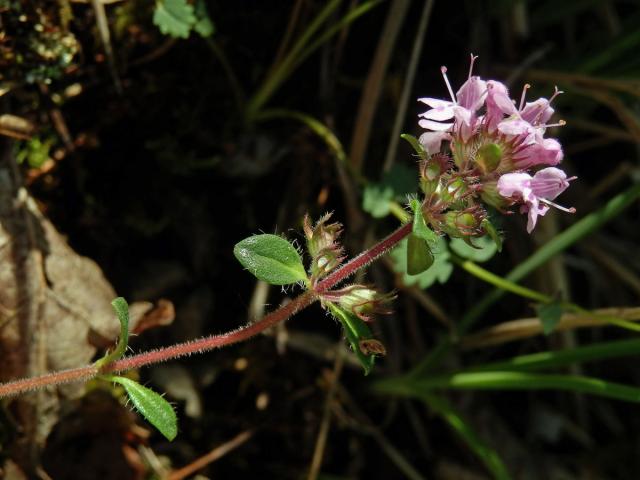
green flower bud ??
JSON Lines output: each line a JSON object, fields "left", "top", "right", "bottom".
{"left": 304, "top": 213, "right": 345, "bottom": 281}
{"left": 330, "top": 285, "right": 395, "bottom": 322}
{"left": 419, "top": 154, "right": 451, "bottom": 196}
{"left": 303, "top": 213, "right": 342, "bottom": 258}
{"left": 442, "top": 211, "right": 480, "bottom": 238}
{"left": 476, "top": 143, "right": 503, "bottom": 173}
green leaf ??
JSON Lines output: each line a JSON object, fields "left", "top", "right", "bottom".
{"left": 400, "top": 133, "right": 427, "bottom": 159}
{"left": 383, "top": 164, "right": 417, "bottom": 198}
{"left": 111, "top": 297, "right": 130, "bottom": 356}
{"left": 110, "top": 376, "right": 178, "bottom": 441}
{"left": 391, "top": 237, "right": 452, "bottom": 288}
{"left": 406, "top": 233, "right": 433, "bottom": 276}
{"left": 362, "top": 183, "right": 393, "bottom": 218}
{"left": 328, "top": 304, "right": 377, "bottom": 375}
{"left": 405, "top": 199, "right": 437, "bottom": 275}
{"left": 449, "top": 236, "right": 497, "bottom": 263}
{"left": 234, "top": 234, "right": 308, "bottom": 285}
{"left": 536, "top": 301, "right": 564, "bottom": 335}
{"left": 95, "top": 297, "right": 130, "bottom": 369}
{"left": 193, "top": 0, "right": 215, "bottom": 37}
{"left": 153, "top": 0, "right": 196, "bottom": 39}
{"left": 362, "top": 164, "right": 416, "bottom": 218}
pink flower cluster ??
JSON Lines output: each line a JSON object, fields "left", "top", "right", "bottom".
{"left": 418, "top": 55, "right": 575, "bottom": 233}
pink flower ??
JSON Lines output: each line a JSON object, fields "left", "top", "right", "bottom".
{"left": 497, "top": 167, "right": 576, "bottom": 233}
{"left": 483, "top": 82, "right": 564, "bottom": 170}
{"left": 416, "top": 56, "right": 575, "bottom": 235}
{"left": 418, "top": 55, "right": 486, "bottom": 142}
{"left": 485, "top": 80, "right": 516, "bottom": 132}
{"left": 511, "top": 135, "right": 563, "bottom": 169}
{"left": 493, "top": 84, "right": 561, "bottom": 133}
{"left": 521, "top": 97, "right": 555, "bottom": 125}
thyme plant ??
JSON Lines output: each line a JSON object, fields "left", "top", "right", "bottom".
{"left": 0, "top": 57, "right": 577, "bottom": 441}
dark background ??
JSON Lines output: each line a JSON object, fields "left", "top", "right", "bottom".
{"left": 3, "top": 0, "right": 640, "bottom": 478}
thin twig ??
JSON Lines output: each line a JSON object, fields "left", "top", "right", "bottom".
{"left": 270, "top": 0, "right": 304, "bottom": 72}
{"left": 91, "top": 0, "right": 123, "bottom": 93}
{"left": 585, "top": 243, "right": 640, "bottom": 297}
{"left": 383, "top": 0, "right": 435, "bottom": 172}
{"left": 205, "top": 38, "right": 246, "bottom": 111}
{"left": 460, "top": 307, "right": 640, "bottom": 350}
{"left": 167, "top": 429, "right": 255, "bottom": 480}
{"left": 348, "top": 0, "right": 411, "bottom": 172}
{"left": 307, "top": 348, "right": 345, "bottom": 480}
{"left": 335, "top": 381, "right": 428, "bottom": 480}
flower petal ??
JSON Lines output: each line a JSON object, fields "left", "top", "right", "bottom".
{"left": 487, "top": 81, "right": 517, "bottom": 115}
{"left": 530, "top": 167, "right": 570, "bottom": 200}
{"left": 497, "top": 172, "right": 532, "bottom": 198}
{"left": 418, "top": 98, "right": 454, "bottom": 109}
{"left": 418, "top": 118, "right": 454, "bottom": 131}
{"left": 456, "top": 77, "right": 487, "bottom": 111}
{"left": 419, "top": 131, "right": 451, "bottom": 155}
{"left": 521, "top": 98, "right": 554, "bottom": 125}
{"left": 524, "top": 201, "right": 549, "bottom": 233}
{"left": 420, "top": 106, "right": 455, "bottom": 121}
{"left": 513, "top": 137, "right": 563, "bottom": 169}
{"left": 498, "top": 118, "right": 534, "bottom": 136}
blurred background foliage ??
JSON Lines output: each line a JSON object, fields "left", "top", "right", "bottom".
{"left": 2, "top": 0, "right": 640, "bottom": 478}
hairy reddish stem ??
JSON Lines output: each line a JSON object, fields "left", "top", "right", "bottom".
{"left": 0, "top": 222, "right": 412, "bottom": 398}
{"left": 103, "top": 291, "right": 316, "bottom": 374}
{"left": 315, "top": 221, "right": 412, "bottom": 292}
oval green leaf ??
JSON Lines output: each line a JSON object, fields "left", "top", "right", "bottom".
{"left": 234, "top": 234, "right": 308, "bottom": 285}
{"left": 111, "top": 376, "right": 178, "bottom": 441}
{"left": 327, "top": 303, "right": 377, "bottom": 375}
{"left": 407, "top": 233, "right": 434, "bottom": 276}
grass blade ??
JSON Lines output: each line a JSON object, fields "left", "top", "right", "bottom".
{"left": 422, "top": 393, "right": 511, "bottom": 480}
{"left": 376, "top": 371, "right": 640, "bottom": 403}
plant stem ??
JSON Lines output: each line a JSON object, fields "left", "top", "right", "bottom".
{"left": 315, "top": 221, "right": 412, "bottom": 293}
{"left": 0, "top": 222, "right": 412, "bottom": 398}
{"left": 0, "top": 365, "right": 98, "bottom": 398}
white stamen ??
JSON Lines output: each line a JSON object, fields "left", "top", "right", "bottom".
{"left": 540, "top": 197, "right": 576, "bottom": 213}
{"left": 519, "top": 84, "right": 530, "bottom": 111}
{"left": 468, "top": 53, "right": 479, "bottom": 79}
{"left": 531, "top": 87, "right": 564, "bottom": 125}
{"left": 549, "top": 86, "right": 563, "bottom": 104}
{"left": 440, "top": 66, "right": 457, "bottom": 104}
{"left": 539, "top": 119, "right": 566, "bottom": 129}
